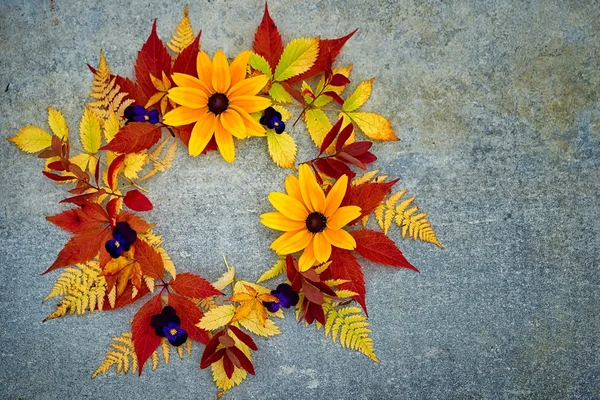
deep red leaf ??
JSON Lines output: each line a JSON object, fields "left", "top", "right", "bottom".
{"left": 94, "top": 158, "right": 101, "bottom": 186}
{"left": 336, "top": 152, "right": 366, "bottom": 170}
{"left": 286, "top": 255, "right": 302, "bottom": 292}
{"left": 59, "top": 189, "right": 106, "bottom": 206}
{"left": 329, "top": 73, "right": 351, "bottom": 87}
{"left": 320, "top": 117, "right": 344, "bottom": 155}
{"left": 201, "top": 347, "right": 226, "bottom": 369}
{"left": 323, "top": 91, "right": 344, "bottom": 105}
{"left": 201, "top": 330, "right": 226, "bottom": 368}
{"left": 343, "top": 179, "right": 398, "bottom": 224}
{"left": 100, "top": 123, "right": 163, "bottom": 154}
{"left": 42, "top": 171, "right": 76, "bottom": 182}
{"left": 46, "top": 160, "right": 66, "bottom": 171}
{"left": 351, "top": 230, "right": 418, "bottom": 271}
{"left": 42, "top": 227, "right": 110, "bottom": 274}
{"left": 252, "top": 3, "right": 283, "bottom": 71}
{"left": 107, "top": 154, "right": 125, "bottom": 191}
{"left": 326, "top": 158, "right": 356, "bottom": 179}
{"left": 313, "top": 158, "right": 339, "bottom": 180}
{"left": 280, "top": 82, "right": 305, "bottom": 105}
{"left": 228, "top": 325, "right": 258, "bottom": 351}
{"left": 229, "top": 346, "right": 255, "bottom": 375}
{"left": 116, "top": 212, "right": 153, "bottom": 233}
{"left": 341, "top": 141, "right": 372, "bottom": 156}
{"left": 330, "top": 247, "right": 367, "bottom": 313}
{"left": 223, "top": 352, "right": 235, "bottom": 379}
{"left": 355, "top": 151, "right": 377, "bottom": 165}
{"left": 302, "top": 281, "right": 324, "bottom": 305}
{"left": 134, "top": 239, "right": 164, "bottom": 281}
{"left": 124, "top": 190, "right": 153, "bottom": 212}
{"left": 170, "top": 272, "right": 222, "bottom": 299}
{"left": 131, "top": 294, "right": 163, "bottom": 375}
{"left": 335, "top": 124, "right": 354, "bottom": 152}
{"left": 172, "top": 31, "right": 201, "bottom": 76}
{"left": 168, "top": 292, "right": 210, "bottom": 344}
{"left": 135, "top": 20, "right": 172, "bottom": 100}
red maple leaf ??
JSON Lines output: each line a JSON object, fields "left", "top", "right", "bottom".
{"left": 351, "top": 230, "right": 418, "bottom": 271}
{"left": 169, "top": 272, "right": 222, "bottom": 299}
{"left": 343, "top": 179, "right": 398, "bottom": 224}
{"left": 168, "top": 292, "right": 209, "bottom": 344}
{"left": 132, "top": 294, "right": 163, "bottom": 375}
{"left": 100, "top": 123, "right": 163, "bottom": 154}
{"left": 329, "top": 247, "right": 367, "bottom": 314}
{"left": 172, "top": 32, "right": 202, "bottom": 76}
{"left": 253, "top": 3, "right": 283, "bottom": 72}
{"left": 123, "top": 190, "right": 153, "bottom": 212}
{"left": 133, "top": 239, "right": 164, "bottom": 281}
{"left": 43, "top": 227, "right": 111, "bottom": 275}
{"left": 135, "top": 20, "right": 172, "bottom": 100}
{"left": 46, "top": 202, "right": 109, "bottom": 234}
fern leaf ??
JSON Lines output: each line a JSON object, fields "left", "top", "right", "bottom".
{"left": 88, "top": 50, "right": 133, "bottom": 122}
{"left": 256, "top": 258, "right": 286, "bottom": 283}
{"left": 168, "top": 5, "right": 195, "bottom": 54}
{"left": 92, "top": 332, "right": 138, "bottom": 378}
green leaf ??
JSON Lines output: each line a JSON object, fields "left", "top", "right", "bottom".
{"left": 268, "top": 82, "right": 292, "bottom": 103}
{"left": 249, "top": 52, "right": 273, "bottom": 79}
{"left": 274, "top": 37, "right": 319, "bottom": 82}
{"left": 342, "top": 78, "right": 374, "bottom": 112}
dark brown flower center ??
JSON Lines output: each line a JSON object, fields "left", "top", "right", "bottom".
{"left": 306, "top": 212, "right": 327, "bottom": 233}
{"left": 207, "top": 93, "right": 229, "bottom": 115}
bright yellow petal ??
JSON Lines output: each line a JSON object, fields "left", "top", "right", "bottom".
{"left": 196, "top": 51, "right": 213, "bottom": 91}
{"left": 219, "top": 109, "right": 247, "bottom": 139}
{"left": 229, "top": 105, "right": 266, "bottom": 136}
{"left": 212, "top": 50, "right": 231, "bottom": 94}
{"left": 229, "top": 50, "right": 252, "bottom": 87}
{"left": 298, "top": 164, "right": 326, "bottom": 213}
{"left": 168, "top": 87, "right": 208, "bottom": 109}
{"left": 171, "top": 73, "right": 211, "bottom": 94}
{"left": 313, "top": 232, "right": 332, "bottom": 263}
{"left": 163, "top": 106, "right": 206, "bottom": 127}
{"left": 229, "top": 95, "right": 271, "bottom": 113}
{"left": 214, "top": 119, "right": 235, "bottom": 163}
{"left": 327, "top": 206, "right": 362, "bottom": 230}
{"left": 285, "top": 175, "right": 303, "bottom": 204}
{"left": 324, "top": 174, "right": 349, "bottom": 216}
{"left": 268, "top": 192, "right": 309, "bottom": 221}
{"left": 298, "top": 241, "right": 316, "bottom": 272}
{"left": 228, "top": 75, "right": 270, "bottom": 98}
{"left": 260, "top": 212, "right": 306, "bottom": 231}
{"left": 322, "top": 228, "right": 356, "bottom": 250}
{"left": 188, "top": 113, "right": 216, "bottom": 156}
{"left": 276, "top": 229, "right": 312, "bottom": 254}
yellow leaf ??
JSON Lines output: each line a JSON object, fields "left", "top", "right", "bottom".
{"left": 323, "top": 303, "right": 379, "bottom": 362}
{"left": 168, "top": 5, "right": 195, "bottom": 54}
{"left": 196, "top": 304, "right": 236, "bottom": 331}
{"left": 213, "top": 257, "right": 235, "bottom": 291}
{"left": 157, "top": 248, "right": 176, "bottom": 279}
{"left": 249, "top": 52, "right": 273, "bottom": 79}
{"left": 256, "top": 258, "right": 286, "bottom": 283}
{"left": 345, "top": 111, "right": 398, "bottom": 141}
{"left": 303, "top": 108, "right": 332, "bottom": 148}
{"left": 342, "top": 78, "right": 374, "bottom": 112}
{"left": 211, "top": 354, "right": 247, "bottom": 392}
{"left": 69, "top": 153, "right": 97, "bottom": 175}
{"left": 238, "top": 310, "right": 281, "bottom": 337}
{"left": 8, "top": 125, "right": 52, "bottom": 153}
{"left": 267, "top": 130, "right": 296, "bottom": 169}
{"left": 80, "top": 108, "right": 102, "bottom": 153}
{"left": 268, "top": 82, "right": 292, "bottom": 103}
{"left": 104, "top": 111, "right": 121, "bottom": 142}
{"left": 271, "top": 105, "right": 293, "bottom": 122}
{"left": 123, "top": 153, "right": 149, "bottom": 179}
{"left": 274, "top": 37, "right": 319, "bottom": 82}
{"left": 47, "top": 107, "right": 69, "bottom": 140}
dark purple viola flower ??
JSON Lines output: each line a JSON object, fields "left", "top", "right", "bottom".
{"left": 263, "top": 283, "right": 299, "bottom": 312}
{"left": 105, "top": 222, "right": 137, "bottom": 258}
{"left": 150, "top": 306, "right": 188, "bottom": 347}
{"left": 105, "top": 239, "right": 122, "bottom": 258}
{"left": 124, "top": 105, "right": 159, "bottom": 124}
{"left": 264, "top": 301, "right": 280, "bottom": 313}
{"left": 260, "top": 107, "right": 285, "bottom": 134}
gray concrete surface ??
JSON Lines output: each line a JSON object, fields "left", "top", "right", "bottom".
{"left": 1, "top": 0, "right": 599, "bottom": 399}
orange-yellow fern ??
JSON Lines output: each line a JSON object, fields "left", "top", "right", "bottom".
{"left": 88, "top": 50, "right": 133, "bottom": 121}
{"left": 167, "top": 5, "right": 195, "bottom": 54}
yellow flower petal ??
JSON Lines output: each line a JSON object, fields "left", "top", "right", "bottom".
{"left": 313, "top": 232, "right": 332, "bottom": 263}
{"left": 229, "top": 95, "right": 271, "bottom": 113}
{"left": 228, "top": 75, "right": 270, "bottom": 98}
{"left": 212, "top": 50, "right": 231, "bottom": 94}
{"left": 322, "top": 228, "right": 356, "bottom": 250}
{"left": 220, "top": 109, "right": 247, "bottom": 139}
{"left": 327, "top": 206, "right": 362, "bottom": 230}
{"left": 298, "top": 164, "right": 315, "bottom": 212}
{"left": 229, "top": 105, "right": 266, "bottom": 136}
{"left": 299, "top": 164, "right": 325, "bottom": 213}
{"left": 196, "top": 51, "right": 213, "bottom": 91}
{"left": 168, "top": 87, "right": 208, "bottom": 109}
{"left": 260, "top": 212, "right": 306, "bottom": 231}
{"left": 171, "top": 73, "right": 211, "bottom": 95}
{"left": 298, "top": 241, "right": 316, "bottom": 272}
{"left": 324, "top": 174, "right": 349, "bottom": 217}
{"left": 188, "top": 112, "right": 216, "bottom": 156}
{"left": 214, "top": 119, "right": 235, "bottom": 163}
{"left": 271, "top": 229, "right": 312, "bottom": 254}
{"left": 229, "top": 50, "right": 252, "bottom": 87}
{"left": 285, "top": 175, "right": 303, "bottom": 204}
{"left": 163, "top": 106, "right": 206, "bottom": 126}
{"left": 268, "top": 192, "right": 309, "bottom": 221}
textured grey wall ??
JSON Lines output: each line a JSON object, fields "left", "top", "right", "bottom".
{"left": 0, "top": 0, "right": 598, "bottom": 399}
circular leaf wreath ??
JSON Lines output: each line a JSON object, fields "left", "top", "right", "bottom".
{"left": 9, "top": 4, "right": 442, "bottom": 396}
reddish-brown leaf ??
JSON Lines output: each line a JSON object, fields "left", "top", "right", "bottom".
{"left": 117, "top": 212, "right": 153, "bottom": 233}
{"left": 43, "top": 227, "right": 110, "bottom": 274}
{"left": 336, "top": 152, "right": 366, "bottom": 170}
{"left": 169, "top": 272, "right": 222, "bottom": 299}
{"left": 330, "top": 247, "right": 367, "bottom": 313}
{"left": 60, "top": 190, "right": 106, "bottom": 206}
{"left": 351, "top": 230, "right": 418, "bottom": 271}
{"left": 46, "top": 160, "right": 67, "bottom": 171}
{"left": 355, "top": 151, "right": 377, "bottom": 165}
{"left": 168, "top": 292, "right": 210, "bottom": 344}
{"left": 135, "top": 20, "right": 172, "bottom": 99}
{"left": 107, "top": 154, "right": 125, "bottom": 191}
{"left": 280, "top": 82, "right": 305, "bottom": 105}
{"left": 323, "top": 91, "right": 344, "bottom": 106}
{"left": 100, "top": 123, "right": 163, "bottom": 154}
{"left": 329, "top": 73, "right": 351, "bottom": 87}
{"left": 326, "top": 158, "right": 355, "bottom": 180}
{"left": 172, "top": 32, "right": 201, "bottom": 76}
{"left": 124, "top": 190, "right": 153, "bottom": 212}
{"left": 343, "top": 179, "right": 398, "bottom": 224}
{"left": 223, "top": 351, "right": 235, "bottom": 379}
{"left": 320, "top": 117, "right": 344, "bottom": 155}
{"left": 302, "top": 281, "right": 324, "bottom": 305}
{"left": 47, "top": 203, "right": 108, "bottom": 234}
{"left": 336, "top": 124, "right": 354, "bottom": 152}
{"left": 286, "top": 255, "right": 302, "bottom": 292}
{"left": 228, "top": 325, "right": 258, "bottom": 351}
{"left": 42, "top": 171, "right": 76, "bottom": 182}
{"left": 229, "top": 346, "right": 255, "bottom": 375}
{"left": 134, "top": 239, "right": 164, "bottom": 281}
{"left": 201, "top": 330, "right": 226, "bottom": 368}
{"left": 341, "top": 141, "right": 372, "bottom": 157}
{"left": 201, "top": 347, "right": 226, "bottom": 369}
{"left": 131, "top": 294, "right": 163, "bottom": 375}
{"left": 253, "top": 3, "right": 283, "bottom": 71}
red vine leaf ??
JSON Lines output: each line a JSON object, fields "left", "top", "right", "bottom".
{"left": 168, "top": 292, "right": 210, "bottom": 345}
{"left": 135, "top": 20, "right": 172, "bottom": 99}
{"left": 134, "top": 239, "right": 164, "bottom": 281}
{"left": 172, "top": 32, "right": 202, "bottom": 76}
{"left": 169, "top": 272, "right": 222, "bottom": 299}
{"left": 100, "top": 123, "right": 163, "bottom": 154}
{"left": 253, "top": 3, "right": 283, "bottom": 72}
{"left": 343, "top": 179, "right": 398, "bottom": 224}
{"left": 351, "top": 230, "right": 418, "bottom": 271}
{"left": 329, "top": 247, "right": 367, "bottom": 313}
{"left": 131, "top": 294, "right": 163, "bottom": 375}
{"left": 124, "top": 190, "right": 153, "bottom": 212}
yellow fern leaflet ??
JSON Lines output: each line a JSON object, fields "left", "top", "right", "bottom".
{"left": 323, "top": 302, "right": 378, "bottom": 362}
{"left": 256, "top": 258, "right": 286, "bottom": 283}
{"left": 168, "top": 5, "right": 195, "bottom": 54}
{"left": 88, "top": 50, "right": 134, "bottom": 121}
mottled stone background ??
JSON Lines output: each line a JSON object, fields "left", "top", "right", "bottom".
{"left": 0, "top": 1, "right": 598, "bottom": 399}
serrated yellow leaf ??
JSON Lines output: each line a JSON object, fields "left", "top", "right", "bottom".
{"left": 80, "top": 108, "right": 102, "bottom": 153}
{"left": 48, "top": 107, "right": 69, "bottom": 140}
{"left": 211, "top": 355, "right": 247, "bottom": 392}
{"left": 345, "top": 112, "right": 398, "bottom": 141}
{"left": 238, "top": 311, "right": 281, "bottom": 337}
{"left": 213, "top": 260, "right": 235, "bottom": 291}
{"left": 104, "top": 111, "right": 121, "bottom": 142}
{"left": 267, "top": 130, "right": 296, "bottom": 169}
{"left": 271, "top": 105, "right": 293, "bottom": 122}
{"left": 123, "top": 153, "right": 149, "bottom": 179}
{"left": 256, "top": 258, "right": 286, "bottom": 283}
{"left": 303, "top": 108, "right": 332, "bottom": 148}
{"left": 69, "top": 153, "right": 97, "bottom": 175}
{"left": 8, "top": 125, "right": 52, "bottom": 153}
{"left": 274, "top": 37, "right": 319, "bottom": 82}
{"left": 196, "top": 304, "right": 236, "bottom": 331}
{"left": 268, "top": 82, "right": 292, "bottom": 103}
{"left": 249, "top": 52, "right": 273, "bottom": 79}
{"left": 342, "top": 78, "right": 374, "bottom": 112}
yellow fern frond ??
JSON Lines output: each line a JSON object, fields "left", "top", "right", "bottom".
{"left": 168, "top": 5, "right": 195, "bottom": 54}
{"left": 92, "top": 333, "right": 138, "bottom": 378}
{"left": 323, "top": 302, "right": 379, "bottom": 363}
{"left": 140, "top": 139, "right": 178, "bottom": 181}
{"left": 44, "top": 261, "right": 107, "bottom": 321}
{"left": 256, "top": 258, "right": 286, "bottom": 283}
{"left": 88, "top": 50, "right": 133, "bottom": 122}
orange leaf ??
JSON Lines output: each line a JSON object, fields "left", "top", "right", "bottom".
{"left": 43, "top": 227, "right": 111, "bottom": 274}
{"left": 169, "top": 272, "right": 222, "bottom": 299}
{"left": 134, "top": 239, "right": 164, "bottom": 281}
{"left": 100, "top": 123, "right": 163, "bottom": 154}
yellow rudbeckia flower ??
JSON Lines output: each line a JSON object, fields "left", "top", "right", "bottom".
{"left": 163, "top": 50, "right": 271, "bottom": 162}
{"left": 261, "top": 164, "right": 362, "bottom": 272}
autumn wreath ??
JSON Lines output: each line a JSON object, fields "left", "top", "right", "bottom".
{"left": 9, "top": 4, "right": 442, "bottom": 396}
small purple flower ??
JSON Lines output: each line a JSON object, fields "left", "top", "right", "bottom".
{"left": 263, "top": 283, "right": 299, "bottom": 313}
{"left": 104, "top": 222, "right": 137, "bottom": 258}
{"left": 124, "top": 105, "right": 159, "bottom": 124}
{"left": 150, "top": 306, "right": 188, "bottom": 347}
{"left": 260, "top": 107, "right": 285, "bottom": 134}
